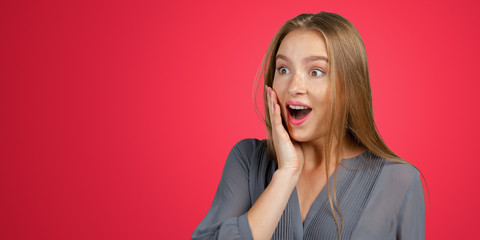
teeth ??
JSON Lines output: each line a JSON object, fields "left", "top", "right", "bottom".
{"left": 288, "top": 105, "right": 310, "bottom": 110}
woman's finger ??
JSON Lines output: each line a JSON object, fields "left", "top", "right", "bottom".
{"left": 269, "top": 87, "right": 284, "bottom": 133}
{"left": 267, "top": 86, "right": 280, "bottom": 145}
{"left": 267, "top": 86, "right": 275, "bottom": 131}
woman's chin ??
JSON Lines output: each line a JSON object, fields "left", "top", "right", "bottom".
{"left": 288, "top": 129, "right": 311, "bottom": 143}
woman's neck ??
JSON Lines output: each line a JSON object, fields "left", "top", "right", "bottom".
{"left": 298, "top": 136, "right": 366, "bottom": 171}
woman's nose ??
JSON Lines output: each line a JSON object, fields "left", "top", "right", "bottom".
{"left": 288, "top": 73, "right": 307, "bottom": 95}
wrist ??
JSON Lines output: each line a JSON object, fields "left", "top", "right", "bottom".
{"left": 277, "top": 163, "right": 303, "bottom": 176}
{"left": 273, "top": 168, "right": 301, "bottom": 184}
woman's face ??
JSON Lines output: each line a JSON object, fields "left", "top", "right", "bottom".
{"left": 273, "top": 30, "right": 330, "bottom": 143}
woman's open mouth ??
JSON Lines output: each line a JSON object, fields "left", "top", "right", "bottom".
{"left": 287, "top": 104, "right": 312, "bottom": 125}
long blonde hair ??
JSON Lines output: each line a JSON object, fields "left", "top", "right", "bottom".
{"left": 253, "top": 11, "right": 426, "bottom": 238}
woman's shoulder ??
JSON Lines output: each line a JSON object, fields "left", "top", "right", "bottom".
{"left": 233, "top": 138, "right": 266, "bottom": 152}
{"left": 228, "top": 138, "right": 267, "bottom": 166}
{"left": 354, "top": 151, "right": 420, "bottom": 185}
{"left": 349, "top": 151, "right": 421, "bottom": 194}
{"left": 381, "top": 158, "right": 421, "bottom": 187}
{"left": 365, "top": 154, "right": 423, "bottom": 198}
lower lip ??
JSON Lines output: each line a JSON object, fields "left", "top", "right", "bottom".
{"left": 287, "top": 110, "right": 312, "bottom": 126}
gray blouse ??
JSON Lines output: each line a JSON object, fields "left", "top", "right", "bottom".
{"left": 192, "top": 139, "right": 425, "bottom": 239}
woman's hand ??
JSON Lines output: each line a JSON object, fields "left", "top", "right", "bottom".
{"left": 266, "top": 86, "right": 304, "bottom": 174}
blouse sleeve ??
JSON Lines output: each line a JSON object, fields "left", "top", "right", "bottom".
{"left": 396, "top": 171, "right": 425, "bottom": 239}
{"left": 191, "top": 140, "right": 255, "bottom": 240}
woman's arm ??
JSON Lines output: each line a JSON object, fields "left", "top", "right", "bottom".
{"left": 191, "top": 140, "right": 255, "bottom": 240}
{"left": 246, "top": 86, "right": 304, "bottom": 240}
{"left": 396, "top": 171, "right": 425, "bottom": 239}
{"left": 191, "top": 140, "right": 300, "bottom": 240}
{"left": 193, "top": 86, "right": 303, "bottom": 240}
{"left": 247, "top": 168, "right": 299, "bottom": 240}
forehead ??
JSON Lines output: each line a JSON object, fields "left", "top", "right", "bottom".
{"left": 276, "top": 30, "right": 327, "bottom": 60}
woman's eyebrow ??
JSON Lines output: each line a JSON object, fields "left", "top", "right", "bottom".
{"left": 276, "top": 54, "right": 328, "bottom": 63}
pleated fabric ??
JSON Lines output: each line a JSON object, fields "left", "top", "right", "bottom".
{"left": 248, "top": 140, "right": 386, "bottom": 239}
{"left": 192, "top": 139, "right": 425, "bottom": 240}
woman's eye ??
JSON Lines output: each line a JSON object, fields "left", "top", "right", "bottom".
{"left": 277, "top": 67, "right": 290, "bottom": 75}
{"left": 310, "top": 69, "right": 324, "bottom": 77}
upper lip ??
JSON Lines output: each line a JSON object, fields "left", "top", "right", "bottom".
{"left": 285, "top": 100, "right": 312, "bottom": 108}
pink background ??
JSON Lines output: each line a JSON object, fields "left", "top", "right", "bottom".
{"left": 1, "top": 0, "right": 479, "bottom": 239}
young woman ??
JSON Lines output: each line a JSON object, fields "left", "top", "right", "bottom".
{"left": 192, "top": 11, "right": 425, "bottom": 240}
